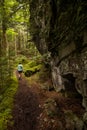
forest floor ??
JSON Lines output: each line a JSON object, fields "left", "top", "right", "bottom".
{"left": 7, "top": 73, "right": 85, "bottom": 130}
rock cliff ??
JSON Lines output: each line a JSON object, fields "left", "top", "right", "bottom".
{"left": 29, "top": 0, "right": 87, "bottom": 111}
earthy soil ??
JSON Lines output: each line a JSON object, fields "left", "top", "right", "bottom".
{"left": 7, "top": 74, "right": 85, "bottom": 130}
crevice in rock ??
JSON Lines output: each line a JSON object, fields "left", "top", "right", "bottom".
{"left": 62, "top": 73, "right": 83, "bottom": 100}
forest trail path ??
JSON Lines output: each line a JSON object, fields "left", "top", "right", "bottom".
{"left": 7, "top": 73, "right": 45, "bottom": 130}
{"left": 7, "top": 73, "right": 85, "bottom": 130}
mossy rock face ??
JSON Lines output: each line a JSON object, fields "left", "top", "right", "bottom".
{"left": 24, "top": 59, "right": 42, "bottom": 77}
{"left": 25, "top": 68, "right": 40, "bottom": 77}
{"left": 29, "top": 0, "right": 87, "bottom": 56}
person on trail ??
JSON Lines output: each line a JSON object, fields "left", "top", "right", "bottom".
{"left": 17, "top": 63, "right": 23, "bottom": 79}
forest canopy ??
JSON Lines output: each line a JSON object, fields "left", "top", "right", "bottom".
{"left": 0, "top": 0, "right": 35, "bottom": 88}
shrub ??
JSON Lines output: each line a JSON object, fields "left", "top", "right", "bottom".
{"left": 0, "top": 76, "right": 18, "bottom": 130}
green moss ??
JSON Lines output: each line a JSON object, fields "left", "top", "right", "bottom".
{"left": 24, "top": 58, "right": 42, "bottom": 77}
{"left": 14, "top": 55, "right": 29, "bottom": 67}
{"left": 27, "top": 60, "right": 38, "bottom": 68}
{"left": 26, "top": 64, "right": 42, "bottom": 71}
{"left": 0, "top": 76, "right": 18, "bottom": 130}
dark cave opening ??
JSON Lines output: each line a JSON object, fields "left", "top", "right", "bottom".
{"left": 62, "top": 73, "right": 83, "bottom": 99}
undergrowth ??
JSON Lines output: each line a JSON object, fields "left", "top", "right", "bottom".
{"left": 0, "top": 76, "right": 18, "bottom": 130}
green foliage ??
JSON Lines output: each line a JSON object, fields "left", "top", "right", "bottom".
{"left": 25, "top": 63, "right": 42, "bottom": 72}
{"left": 24, "top": 58, "right": 42, "bottom": 77}
{"left": 0, "top": 0, "right": 30, "bottom": 88}
{"left": 26, "top": 60, "right": 39, "bottom": 68}
{"left": 0, "top": 76, "right": 18, "bottom": 130}
{"left": 15, "top": 55, "right": 29, "bottom": 65}
{"left": 0, "top": 57, "right": 12, "bottom": 89}
{"left": 15, "top": 55, "right": 42, "bottom": 77}
{"left": 6, "top": 28, "right": 18, "bottom": 44}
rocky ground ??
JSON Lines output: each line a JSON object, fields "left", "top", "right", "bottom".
{"left": 7, "top": 74, "right": 85, "bottom": 130}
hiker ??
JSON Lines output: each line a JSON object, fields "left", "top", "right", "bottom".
{"left": 17, "top": 63, "right": 23, "bottom": 79}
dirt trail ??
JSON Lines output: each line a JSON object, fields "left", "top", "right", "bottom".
{"left": 7, "top": 74, "right": 85, "bottom": 130}
{"left": 8, "top": 76, "right": 43, "bottom": 130}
